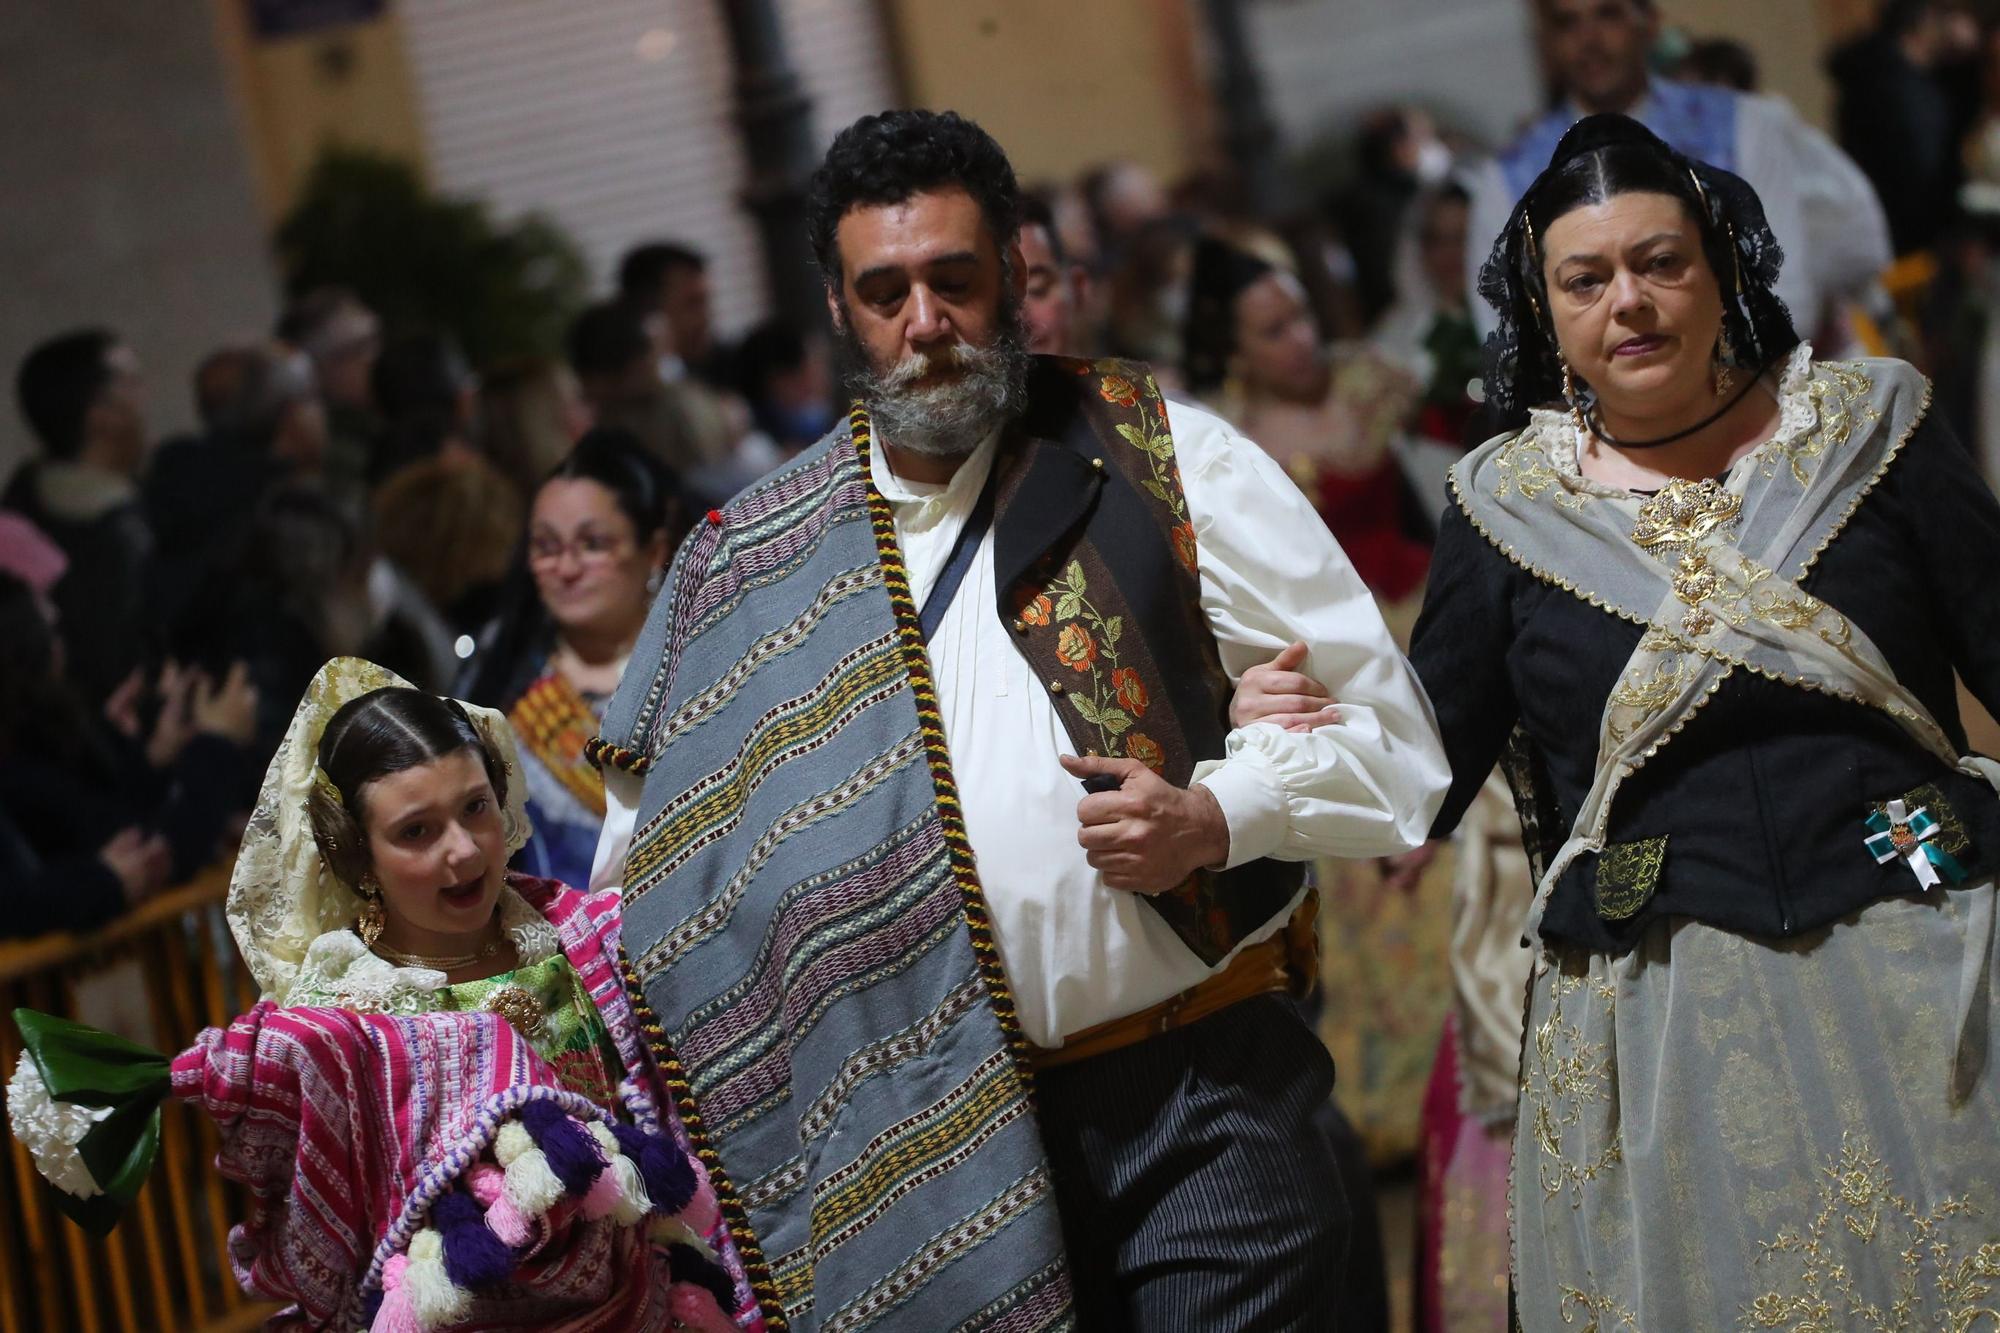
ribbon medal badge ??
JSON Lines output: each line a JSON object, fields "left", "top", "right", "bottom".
{"left": 1863, "top": 799, "right": 1967, "bottom": 890}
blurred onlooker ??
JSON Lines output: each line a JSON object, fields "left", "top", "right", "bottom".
{"left": 567, "top": 299, "right": 751, "bottom": 502}
{"left": 617, "top": 243, "right": 756, "bottom": 478}
{"left": 1080, "top": 161, "right": 1191, "bottom": 366}
{"left": 1080, "top": 160, "right": 1171, "bottom": 264}
{"left": 147, "top": 342, "right": 326, "bottom": 659}
{"left": 476, "top": 355, "right": 592, "bottom": 499}
{"left": 1182, "top": 232, "right": 1429, "bottom": 610}
{"left": 1047, "top": 183, "right": 1111, "bottom": 345}
{"left": 1830, "top": 0, "right": 1982, "bottom": 257}
{"left": 0, "top": 568, "right": 256, "bottom": 918}
{"left": 1469, "top": 0, "right": 1890, "bottom": 345}
{"left": 1372, "top": 183, "right": 1484, "bottom": 453}
{"left": 618, "top": 240, "right": 726, "bottom": 385}
{"left": 275, "top": 287, "right": 381, "bottom": 512}
{"left": 1334, "top": 107, "right": 1455, "bottom": 325}
{"left": 1674, "top": 36, "right": 1760, "bottom": 92}
{"left": 732, "top": 320, "right": 837, "bottom": 455}
{"left": 368, "top": 335, "right": 523, "bottom": 637}
{"left": 4, "top": 329, "right": 154, "bottom": 705}
{"left": 223, "top": 485, "right": 455, "bottom": 759}
{"left": 1101, "top": 215, "right": 1194, "bottom": 367}
{"left": 0, "top": 525, "right": 171, "bottom": 937}
{"left": 368, "top": 331, "right": 477, "bottom": 486}
{"left": 1931, "top": 38, "right": 2000, "bottom": 485}
{"left": 461, "top": 427, "right": 685, "bottom": 887}
{"left": 1018, "top": 195, "right": 1092, "bottom": 357}
{"left": 372, "top": 452, "right": 524, "bottom": 637}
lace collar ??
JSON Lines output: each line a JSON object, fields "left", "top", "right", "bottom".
{"left": 281, "top": 884, "right": 563, "bottom": 1014}
{"left": 1521, "top": 342, "right": 1817, "bottom": 498}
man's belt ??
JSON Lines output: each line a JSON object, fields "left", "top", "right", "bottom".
{"left": 1024, "top": 894, "right": 1319, "bottom": 1072}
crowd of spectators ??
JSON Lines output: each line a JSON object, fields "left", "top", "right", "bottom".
{"left": 6, "top": 0, "right": 1995, "bottom": 950}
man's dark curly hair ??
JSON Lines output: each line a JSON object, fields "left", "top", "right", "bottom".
{"left": 807, "top": 110, "right": 1021, "bottom": 283}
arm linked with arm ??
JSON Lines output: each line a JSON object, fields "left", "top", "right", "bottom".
{"left": 1167, "top": 400, "right": 1452, "bottom": 865}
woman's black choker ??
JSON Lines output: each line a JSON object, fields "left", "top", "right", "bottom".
{"left": 1574, "top": 370, "right": 1765, "bottom": 450}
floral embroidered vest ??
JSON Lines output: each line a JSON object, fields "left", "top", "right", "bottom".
{"left": 990, "top": 356, "right": 1304, "bottom": 965}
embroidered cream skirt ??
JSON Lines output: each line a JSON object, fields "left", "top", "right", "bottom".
{"left": 1512, "top": 882, "right": 2000, "bottom": 1330}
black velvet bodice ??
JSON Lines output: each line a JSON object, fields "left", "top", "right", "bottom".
{"left": 1412, "top": 414, "right": 2000, "bottom": 953}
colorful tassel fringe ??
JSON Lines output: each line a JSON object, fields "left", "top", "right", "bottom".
{"left": 519, "top": 1098, "right": 605, "bottom": 1196}
{"left": 432, "top": 1190, "right": 513, "bottom": 1289}
{"left": 370, "top": 1106, "right": 713, "bottom": 1330}
{"left": 585, "top": 1121, "right": 652, "bottom": 1224}
{"left": 493, "top": 1120, "right": 564, "bottom": 1216}
{"left": 402, "top": 1229, "right": 469, "bottom": 1328}
{"left": 611, "top": 1120, "right": 696, "bottom": 1213}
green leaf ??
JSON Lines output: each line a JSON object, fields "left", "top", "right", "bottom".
{"left": 1145, "top": 434, "right": 1177, "bottom": 460}
{"left": 1055, "top": 592, "right": 1083, "bottom": 621}
{"left": 1071, "top": 694, "right": 1104, "bottom": 725}
{"left": 1114, "top": 423, "right": 1145, "bottom": 451}
{"left": 1064, "top": 560, "right": 1087, "bottom": 591}
{"left": 1142, "top": 477, "right": 1171, "bottom": 504}
{"left": 1100, "top": 707, "right": 1132, "bottom": 735}
{"left": 1103, "top": 616, "right": 1123, "bottom": 647}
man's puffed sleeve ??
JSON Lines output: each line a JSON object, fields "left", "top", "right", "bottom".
{"left": 1167, "top": 400, "right": 1452, "bottom": 864}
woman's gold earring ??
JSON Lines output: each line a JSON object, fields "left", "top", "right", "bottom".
{"left": 1713, "top": 330, "right": 1737, "bottom": 399}
{"left": 1562, "top": 361, "right": 1590, "bottom": 438}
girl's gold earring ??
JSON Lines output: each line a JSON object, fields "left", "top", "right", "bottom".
{"left": 356, "top": 877, "right": 385, "bottom": 947}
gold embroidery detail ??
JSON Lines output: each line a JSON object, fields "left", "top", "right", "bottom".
{"left": 1606, "top": 656, "right": 1694, "bottom": 745}
{"left": 1525, "top": 961, "right": 1623, "bottom": 1201}
{"left": 1756, "top": 362, "right": 1879, "bottom": 487}
{"left": 1494, "top": 433, "right": 1589, "bottom": 509}
{"left": 1559, "top": 1287, "right": 1644, "bottom": 1332}
{"left": 1594, "top": 835, "right": 1666, "bottom": 920}
{"left": 1746, "top": 1132, "right": 2000, "bottom": 1331}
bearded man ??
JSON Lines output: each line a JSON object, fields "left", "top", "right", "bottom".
{"left": 591, "top": 110, "right": 1449, "bottom": 1332}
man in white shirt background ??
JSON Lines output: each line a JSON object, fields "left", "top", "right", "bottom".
{"left": 1467, "top": 0, "right": 1891, "bottom": 348}
{"left": 595, "top": 109, "right": 1450, "bottom": 1329}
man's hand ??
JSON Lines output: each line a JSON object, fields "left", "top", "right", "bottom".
{"left": 1059, "top": 754, "right": 1230, "bottom": 893}
{"left": 1231, "top": 641, "right": 1339, "bottom": 733}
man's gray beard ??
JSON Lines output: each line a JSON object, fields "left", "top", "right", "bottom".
{"left": 839, "top": 306, "right": 1033, "bottom": 459}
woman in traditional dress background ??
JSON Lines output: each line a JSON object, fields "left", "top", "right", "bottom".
{"left": 461, "top": 427, "right": 686, "bottom": 889}
{"left": 8, "top": 657, "right": 762, "bottom": 1331}
{"left": 1181, "top": 230, "right": 1433, "bottom": 621}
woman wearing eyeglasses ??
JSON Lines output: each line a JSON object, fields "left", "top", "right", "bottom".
{"left": 461, "top": 427, "right": 688, "bottom": 888}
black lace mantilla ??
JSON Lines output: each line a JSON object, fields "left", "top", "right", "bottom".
{"left": 1477, "top": 114, "right": 1798, "bottom": 424}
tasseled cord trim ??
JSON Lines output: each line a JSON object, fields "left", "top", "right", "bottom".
{"left": 368, "top": 1100, "right": 716, "bottom": 1332}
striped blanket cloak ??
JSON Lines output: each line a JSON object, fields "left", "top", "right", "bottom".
{"left": 593, "top": 414, "right": 1073, "bottom": 1332}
